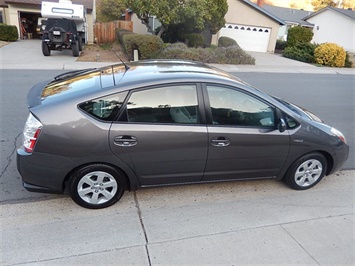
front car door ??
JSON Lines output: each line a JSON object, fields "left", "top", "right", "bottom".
{"left": 202, "top": 84, "right": 290, "bottom": 181}
{"left": 109, "top": 84, "right": 208, "bottom": 186}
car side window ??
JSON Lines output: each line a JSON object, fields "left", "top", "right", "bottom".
{"left": 78, "top": 91, "right": 128, "bottom": 121}
{"left": 207, "top": 85, "right": 276, "bottom": 127}
{"left": 126, "top": 85, "right": 199, "bottom": 124}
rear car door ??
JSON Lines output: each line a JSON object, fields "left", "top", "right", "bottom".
{"left": 202, "top": 84, "right": 290, "bottom": 181}
{"left": 109, "top": 84, "right": 208, "bottom": 186}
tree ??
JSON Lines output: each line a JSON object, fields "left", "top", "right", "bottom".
{"left": 311, "top": 0, "right": 355, "bottom": 11}
{"left": 97, "top": 0, "right": 126, "bottom": 22}
{"left": 126, "top": 0, "right": 228, "bottom": 37}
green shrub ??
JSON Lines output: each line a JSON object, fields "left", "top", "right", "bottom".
{"left": 123, "top": 34, "right": 164, "bottom": 60}
{"left": 157, "top": 42, "right": 188, "bottom": 59}
{"left": 283, "top": 43, "right": 318, "bottom": 63}
{"left": 287, "top": 26, "right": 313, "bottom": 47}
{"left": 116, "top": 28, "right": 134, "bottom": 45}
{"left": 218, "top": 36, "right": 239, "bottom": 48}
{"left": 314, "top": 43, "right": 346, "bottom": 67}
{"left": 157, "top": 43, "right": 255, "bottom": 65}
{"left": 275, "top": 39, "right": 287, "bottom": 51}
{"left": 0, "top": 23, "right": 19, "bottom": 41}
{"left": 223, "top": 46, "right": 255, "bottom": 64}
{"left": 185, "top": 33, "right": 205, "bottom": 48}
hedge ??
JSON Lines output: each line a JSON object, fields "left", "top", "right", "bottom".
{"left": 122, "top": 33, "right": 164, "bottom": 60}
{"left": 218, "top": 36, "right": 239, "bottom": 48}
{"left": 0, "top": 24, "right": 19, "bottom": 41}
{"left": 157, "top": 42, "right": 255, "bottom": 65}
{"left": 185, "top": 33, "right": 205, "bottom": 48}
{"left": 283, "top": 43, "right": 318, "bottom": 63}
{"left": 287, "top": 26, "right": 313, "bottom": 47}
{"left": 314, "top": 43, "right": 346, "bottom": 67}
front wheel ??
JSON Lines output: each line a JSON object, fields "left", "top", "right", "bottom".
{"left": 70, "top": 164, "right": 126, "bottom": 209}
{"left": 285, "top": 153, "right": 327, "bottom": 190}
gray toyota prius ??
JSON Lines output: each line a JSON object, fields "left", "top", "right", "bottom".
{"left": 17, "top": 60, "right": 349, "bottom": 209}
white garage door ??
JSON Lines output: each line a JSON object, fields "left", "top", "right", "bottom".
{"left": 219, "top": 23, "right": 271, "bottom": 52}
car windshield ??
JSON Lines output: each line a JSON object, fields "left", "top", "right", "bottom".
{"left": 273, "top": 96, "right": 323, "bottom": 122}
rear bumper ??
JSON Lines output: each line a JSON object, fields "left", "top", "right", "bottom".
{"left": 23, "top": 181, "right": 62, "bottom": 194}
{"left": 17, "top": 148, "right": 78, "bottom": 194}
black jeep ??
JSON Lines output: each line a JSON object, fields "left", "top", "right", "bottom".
{"left": 42, "top": 18, "right": 82, "bottom": 57}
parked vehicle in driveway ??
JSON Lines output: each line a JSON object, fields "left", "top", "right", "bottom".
{"left": 17, "top": 60, "right": 349, "bottom": 209}
{"left": 41, "top": 18, "right": 81, "bottom": 57}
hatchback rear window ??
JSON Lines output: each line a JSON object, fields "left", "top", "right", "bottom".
{"left": 41, "top": 71, "right": 101, "bottom": 101}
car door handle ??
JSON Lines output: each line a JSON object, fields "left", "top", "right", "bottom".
{"left": 211, "top": 137, "right": 230, "bottom": 147}
{"left": 114, "top": 136, "right": 137, "bottom": 147}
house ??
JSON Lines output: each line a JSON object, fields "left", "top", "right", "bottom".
{"left": 0, "top": 0, "right": 95, "bottom": 44}
{"left": 303, "top": 6, "right": 355, "bottom": 53}
{"left": 212, "top": 0, "right": 285, "bottom": 53}
{"left": 262, "top": 4, "right": 314, "bottom": 41}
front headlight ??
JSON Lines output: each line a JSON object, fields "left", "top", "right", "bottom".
{"left": 331, "top": 127, "right": 346, "bottom": 144}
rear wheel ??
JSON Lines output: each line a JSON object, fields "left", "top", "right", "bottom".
{"left": 285, "top": 153, "right": 327, "bottom": 190}
{"left": 72, "top": 40, "right": 79, "bottom": 57}
{"left": 70, "top": 164, "right": 126, "bottom": 209}
{"left": 42, "top": 42, "right": 51, "bottom": 56}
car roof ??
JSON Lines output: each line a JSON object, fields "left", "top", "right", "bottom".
{"left": 109, "top": 60, "right": 246, "bottom": 87}
{"left": 36, "top": 60, "right": 253, "bottom": 107}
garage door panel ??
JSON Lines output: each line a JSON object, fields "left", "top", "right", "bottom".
{"left": 220, "top": 24, "right": 271, "bottom": 52}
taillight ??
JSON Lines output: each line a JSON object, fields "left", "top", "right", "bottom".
{"left": 23, "top": 113, "right": 43, "bottom": 153}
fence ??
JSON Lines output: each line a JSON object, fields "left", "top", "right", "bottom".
{"left": 94, "top": 20, "right": 133, "bottom": 44}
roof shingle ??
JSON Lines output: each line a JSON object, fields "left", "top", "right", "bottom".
{"left": 262, "top": 4, "right": 313, "bottom": 27}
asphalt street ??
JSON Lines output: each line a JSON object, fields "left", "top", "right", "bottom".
{"left": 0, "top": 40, "right": 354, "bottom": 265}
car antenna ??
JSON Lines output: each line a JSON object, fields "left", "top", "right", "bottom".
{"left": 112, "top": 48, "right": 130, "bottom": 71}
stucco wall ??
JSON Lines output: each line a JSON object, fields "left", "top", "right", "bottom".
{"left": 86, "top": 13, "right": 94, "bottom": 44}
{"left": 307, "top": 10, "right": 355, "bottom": 53}
{"left": 131, "top": 13, "right": 148, "bottom": 34}
{"left": 212, "top": 0, "right": 281, "bottom": 53}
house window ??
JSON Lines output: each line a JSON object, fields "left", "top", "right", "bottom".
{"left": 0, "top": 11, "right": 3, "bottom": 23}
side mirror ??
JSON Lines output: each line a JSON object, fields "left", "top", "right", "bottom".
{"left": 278, "top": 118, "right": 287, "bottom": 133}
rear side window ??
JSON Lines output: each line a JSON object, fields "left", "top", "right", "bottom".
{"left": 126, "top": 85, "right": 199, "bottom": 124}
{"left": 79, "top": 92, "right": 128, "bottom": 121}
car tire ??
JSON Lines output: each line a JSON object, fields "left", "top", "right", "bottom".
{"left": 285, "top": 152, "right": 327, "bottom": 190}
{"left": 70, "top": 164, "right": 126, "bottom": 209}
{"left": 72, "top": 41, "right": 79, "bottom": 57}
{"left": 78, "top": 37, "right": 83, "bottom": 51}
{"left": 42, "top": 42, "right": 51, "bottom": 56}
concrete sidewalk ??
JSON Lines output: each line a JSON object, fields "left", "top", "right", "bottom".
{"left": 1, "top": 39, "right": 354, "bottom": 74}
